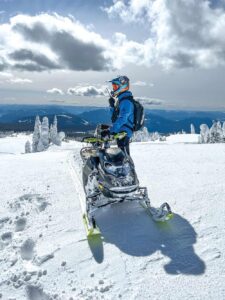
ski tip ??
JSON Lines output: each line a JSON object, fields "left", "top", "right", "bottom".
{"left": 153, "top": 212, "right": 174, "bottom": 223}
{"left": 87, "top": 228, "right": 101, "bottom": 238}
{"left": 166, "top": 212, "right": 174, "bottom": 221}
{"left": 83, "top": 214, "right": 101, "bottom": 237}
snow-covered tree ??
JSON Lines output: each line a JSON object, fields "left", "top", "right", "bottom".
{"left": 37, "top": 139, "right": 45, "bottom": 152}
{"left": 159, "top": 136, "right": 166, "bottom": 141}
{"left": 132, "top": 131, "right": 141, "bottom": 142}
{"left": 50, "top": 116, "right": 58, "bottom": 144}
{"left": 142, "top": 127, "right": 150, "bottom": 142}
{"left": 151, "top": 132, "right": 160, "bottom": 141}
{"left": 222, "top": 122, "right": 225, "bottom": 142}
{"left": 190, "top": 124, "right": 195, "bottom": 134}
{"left": 25, "top": 140, "right": 31, "bottom": 153}
{"left": 217, "top": 121, "right": 223, "bottom": 142}
{"left": 209, "top": 121, "right": 222, "bottom": 143}
{"left": 132, "top": 127, "right": 150, "bottom": 142}
{"left": 55, "top": 131, "right": 65, "bottom": 146}
{"left": 40, "top": 117, "right": 50, "bottom": 149}
{"left": 199, "top": 124, "right": 210, "bottom": 143}
{"left": 31, "top": 114, "right": 65, "bottom": 152}
{"left": 32, "top": 116, "right": 41, "bottom": 152}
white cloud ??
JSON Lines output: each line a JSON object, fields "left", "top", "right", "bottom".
{"left": 104, "top": 0, "right": 225, "bottom": 69}
{"left": 133, "top": 80, "right": 154, "bottom": 87}
{"left": 135, "top": 97, "right": 163, "bottom": 106}
{"left": 47, "top": 88, "right": 64, "bottom": 95}
{"left": 67, "top": 85, "right": 107, "bottom": 97}
{"left": 103, "top": 0, "right": 150, "bottom": 23}
{"left": 133, "top": 81, "right": 147, "bottom": 86}
{"left": 0, "top": 72, "right": 13, "bottom": 78}
{"left": 9, "top": 77, "right": 32, "bottom": 84}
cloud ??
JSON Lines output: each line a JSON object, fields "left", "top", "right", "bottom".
{"left": 2, "top": 4, "right": 225, "bottom": 73}
{"left": 13, "top": 17, "right": 110, "bottom": 71}
{"left": 0, "top": 13, "right": 112, "bottom": 72}
{"left": 9, "top": 77, "right": 32, "bottom": 84}
{"left": 0, "top": 72, "right": 32, "bottom": 84}
{"left": 0, "top": 64, "right": 5, "bottom": 71}
{"left": 104, "top": 0, "right": 225, "bottom": 69}
{"left": 0, "top": 57, "right": 8, "bottom": 71}
{"left": 47, "top": 88, "right": 64, "bottom": 95}
{"left": 103, "top": 0, "right": 150, "bottom": 23}
{"left": 0, "top": 72, "right": 13, "bottom": 78}
{"left": 135, "top": 97, "right": 163, "bottom": 106}
{"left": 67, "top": 85, "right": 107, "bottom": 97}
{"left": 9, "top": 49, "right": 60, "bottom": 71}
{"left": 133, "top": 81, "right": 147, "bottom": 86}
{"left": 132, "top": 80, "right": 155, "bottom": 87}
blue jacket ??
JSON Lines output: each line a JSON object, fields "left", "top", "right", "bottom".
{"left": 110, "top": 91, "right": 134, "bottom": 138}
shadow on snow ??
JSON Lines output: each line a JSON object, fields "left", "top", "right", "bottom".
{"left": 94, "top": 201, "right": 205, "bottom": 275}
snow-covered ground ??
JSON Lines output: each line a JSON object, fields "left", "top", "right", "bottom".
{"left": 166, "top": 133, "right": 199, "bottom": 143}
{"left": 0, "top": 134, "right": 32, "bottom": 155}
{"left": 0, "top": 134, "right": 225, "bottom": 300}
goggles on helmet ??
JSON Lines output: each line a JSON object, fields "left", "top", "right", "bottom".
{"left": 112, "top": 83, "right": 119, "bottom": 91}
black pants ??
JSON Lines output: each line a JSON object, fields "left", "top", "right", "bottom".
{"left": 117, "top": 136, "right": 130, "bottom": 155}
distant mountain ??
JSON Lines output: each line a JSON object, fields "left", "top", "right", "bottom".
{"left": 0, "top": 105, "right": 98, "bottom": 132}
{"left": 0, "top": 113, "right": 96, "bottom": 132}
{"left": 144, "top": 113, "right": 213, "bottom": 133}
{"left": 145, "top": 109, "right": 225, "bottom": 122}
{"left": 78, "top": 108, "right": 111, "bottom": 124}
{"left": 77, "top": 109, "right": 217, "bottom": 133}
{"left": 0, "top": 105, "right": 99, "bottom": 124}
{"left": 0, "top": 104, "right": 224, "bottom": 134}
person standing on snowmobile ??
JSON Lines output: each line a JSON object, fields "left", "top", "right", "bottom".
{"left": 107, "top": 76, "right": 134, "bottom": 155}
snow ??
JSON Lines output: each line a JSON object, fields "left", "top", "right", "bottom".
{"left": 166, "top": 133, "right": 199, "bottom": 143}
{"left": 0, "top": 134, "right": 225, "bottom": 299}
{"left": 0, "top": 134, "right": 31, "bottom": 154}
{"left": 57, "top": 115, "right": 72, "bottom": 119}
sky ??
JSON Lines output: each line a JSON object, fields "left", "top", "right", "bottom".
{"left": 0, "top": 0, "right": 225, "bottom": 110}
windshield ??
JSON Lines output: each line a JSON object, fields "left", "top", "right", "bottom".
{"left": 104, "top": 162, "right": 131, "bottom": 177}
{"left": 105, "top": 148, "right": 125, "bottom": 164}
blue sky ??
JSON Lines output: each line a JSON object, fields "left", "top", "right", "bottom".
{"left": 0, "top": 0, "right": 225, "bottom": 110}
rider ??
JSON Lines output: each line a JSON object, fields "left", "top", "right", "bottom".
{"left": 107, "top": 76, "right": 134, "bottom": 155}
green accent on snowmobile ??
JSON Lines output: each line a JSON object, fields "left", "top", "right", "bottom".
{"left": 83, "top": 137, "right": 105, "bottom": 144}
{"left": 83, "top": 132, "right": 127, "bottom": 144}
{"left": 113, "top": 132, "right": 127, "bottom": 140}
{"left": 155, "top": 212, "right": 174, "bottom": 222}
{"left": 165, "top": 213, "right": 174, "bottom": 221}
{"left": 82, "top": 214, "right": 101, "bottom": 237}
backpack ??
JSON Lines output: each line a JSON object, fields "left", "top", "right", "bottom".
{"left": 111, "top": 96, "right": 145, "bottom": 132}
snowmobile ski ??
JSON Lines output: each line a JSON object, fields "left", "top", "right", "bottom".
{"left": 140, "top": 201, "right": 173, "bottom": 222}
{"left": 82, "top": 213, "right": 101, "bottom": 237}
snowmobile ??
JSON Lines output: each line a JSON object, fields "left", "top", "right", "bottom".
{"left": 80, "top": 125, "right": 173, "bottom": 236}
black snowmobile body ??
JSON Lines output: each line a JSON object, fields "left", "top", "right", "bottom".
{"left": 82, "top": 147, "right": 139, "bottom": 199}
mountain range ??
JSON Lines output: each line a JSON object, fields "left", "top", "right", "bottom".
{"left": 0, "top": 104, "right": 225, "bottom": 134}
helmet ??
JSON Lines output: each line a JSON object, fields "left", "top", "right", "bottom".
{"left": 109, "top": 75, "right": 129, "bottom": 97}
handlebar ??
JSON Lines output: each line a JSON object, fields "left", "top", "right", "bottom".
{"left": 82, "top": 132, "right": 127, "bottom": 144}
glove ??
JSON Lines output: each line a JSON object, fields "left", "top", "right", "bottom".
{"left": 101, "top": 129, "right": 110, "bottom": 139}
{"left": 108, "top": 97, "right": 115, "bottom": 108}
